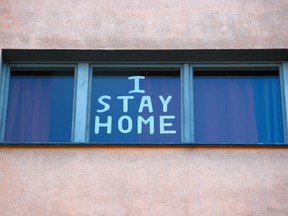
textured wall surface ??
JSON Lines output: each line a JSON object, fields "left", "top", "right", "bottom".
{"left": 0, "top": 146, "right": 288, "bottom": 216}
{"left": 0, "top": 0, "right": 288, "bottom": 49}
{"left": 1, "top": 0, "right": 288, "bottom": 215}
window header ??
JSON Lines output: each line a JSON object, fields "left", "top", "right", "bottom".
{"left": 3, "top": 49, "right": 288, "bottom": 63}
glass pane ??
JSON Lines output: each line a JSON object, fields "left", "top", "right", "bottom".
{"left": 90, "top": 68, "right": 181, "bottom": 143}
{"left": 5, "top": 69, "right": 74, "bottom": 142}
{"left": 194, "top": 70, "right": 284, "bottom": 143}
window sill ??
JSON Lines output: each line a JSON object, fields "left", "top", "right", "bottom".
{"left": 0, "top": 142, "right": 287, "bottom": 148}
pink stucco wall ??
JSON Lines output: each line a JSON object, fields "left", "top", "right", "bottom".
{"left": 1, "top": 0, "right": 288, "bottom": 215}
{"left": 0, "top": 146, "right": 288, "bottom": 216}
{"left": 1, "top": 0, "right": 288, "bottom": 49}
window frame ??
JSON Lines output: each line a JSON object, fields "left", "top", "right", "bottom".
{"left": 192, "top": 64, "right": 286, "bottom": 144}
{"left": 0, "top": 64, "right": 78, "bottom": 143}
{"left": 88, "top": 64, "right": 184, "bottom": 143}
{"left": 1, "top": 60, "right": 288, "bottom": 145}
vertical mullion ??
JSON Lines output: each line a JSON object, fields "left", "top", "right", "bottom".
{"left": 72, "top": 63, "right": 90, "bottom": 142}
{"left": 0, "top": 62, "right": 9, "bottom": 142}
{"left": 181, "top": 64, "right": 194, "bottom": 143}
{"left": 190, "top": 65, "right": 194, "bottom": 142}
{"left": 280, "top": 63, "right": 288, "bottom": 143}
{"left": 0, "top": 50, "right": 4, "bottom": 142}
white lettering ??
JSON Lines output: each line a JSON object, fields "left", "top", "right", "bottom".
{"left": 128, "top": 76, "right": 145, "bottom": 94}
{"left": 95, "top": 116, "right": 112, "bottom": 134}
{"left": 97, "top": 95, "right": 111, "bottom": 113}
{"left": 138, "top": 96, "right": 153, "bottom": 113}
{"left": 118, "top": 115, "right": 133, "bottom": 133}
{"left": 117, "top": 96, "right": 134, "bottom": 112}
{"left": 137, "top": 116, "right": 154, "bottom": 134}
{"left": 159, "top": 116, "right": 176, "bottom": 134}
{"left": 159, "top": 95, "right": 172, "bottom": 112}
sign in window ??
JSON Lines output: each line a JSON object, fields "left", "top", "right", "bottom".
{"left": 90, "top": 68, "right": 181, "bottom": 143}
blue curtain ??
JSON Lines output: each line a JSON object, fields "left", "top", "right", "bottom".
{"left": 194, "top": 75, "right": 284, "bottom": 144}
{"left": 5, "top": 72, "right": 74, "bottom": 142}
{"left": 5, "top": 75, "right": 52, "bottom": 142}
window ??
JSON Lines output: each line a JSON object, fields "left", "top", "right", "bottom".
{"left": 1, "top": 61, "right": 287, "bottom": 145}
{"left": 194, "top": 68, "right": 284, "bottom": 144}
{"left": 2, "top": 66, "right": 75, "bottom": 142}
{"left": 90, "top": 67, "right": 181, "bottom": 143}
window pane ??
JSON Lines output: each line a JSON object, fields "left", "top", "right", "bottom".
{"left": 5, "top": 69, "right": 74, "bottom": 142}
{"left": 90, "top": 68, "right": 181, "bottom": 143}
{"left": 194, "top": 70, "right": 284, "bottom": 143}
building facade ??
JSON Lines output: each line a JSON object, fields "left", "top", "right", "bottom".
{"left": 1, "top": 0, "right": 288, "bottom": 215}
